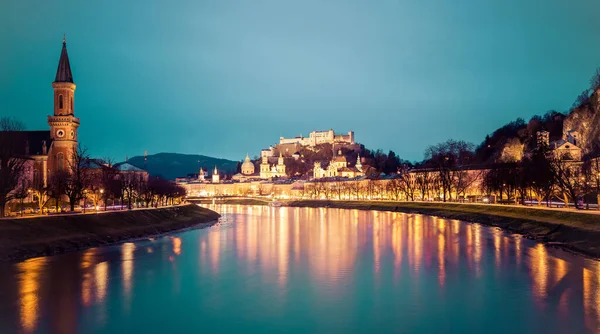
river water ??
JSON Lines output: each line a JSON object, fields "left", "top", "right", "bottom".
{"left": 0, "top": 205, "right": 599, "bottom": 333}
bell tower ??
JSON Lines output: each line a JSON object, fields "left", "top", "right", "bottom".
{"left": 48, "top": 37, "right": 80, "bottom": 174}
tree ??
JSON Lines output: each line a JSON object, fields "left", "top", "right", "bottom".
{"left": 590, "top": 67, "right": 600, "bottom": 92}
{"left": 452, "top": 169, "right": 482, "bottom": 201}
{"left": 572, "top": 89, "right": 591, "bottom": 109}
{"left": 522, "top": 147, "right": 555, "bottom": 206}
{"left": 13, "top": 179, "right": 30, "bottom": 216}
{"left": 424, "top": 139, "right": 475, "bottom": 202}
{"left": 98, "top": 158, "right": 119, "bottom": 210}
{"left": 551, "top": 159, "right": 586, "bottom": 209}
{"left": 63, "top": 145, "right": 93, "bottom": 211}
{"left": 348, "top": 181, "right": 362, "bottom": 200}
{"left": 584, "top": 157, "right": 600, "bottom": 209}
{"left": 0, "top": 117, "right": 27, "bottom": 217}
{"left": 48, "top": 169, "right": 68, "bottom": 212}
{"left": 30, "top": 169, "right": 50, "bottom": 214}
{"left": 122, "top": 172, "right": 143, "bottom": 209}
{"left": 414, "top": 170, "right": 437, "bottom": 201}
{"left": 386, "top": 178, "right": 403, "bottom": 201}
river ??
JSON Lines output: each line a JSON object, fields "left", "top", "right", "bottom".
{"left": 0, "top": 205, "right": 599, "bottom": 333}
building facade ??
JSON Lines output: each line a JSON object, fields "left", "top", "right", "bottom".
{"left": 12, "top": 39, "right": 80, "bottom": 189}
{"left": 260, "top": 153, "right": 286, "bottom": 179}
{"left": 313, "top": 153, "right": 364, "bottom": 179}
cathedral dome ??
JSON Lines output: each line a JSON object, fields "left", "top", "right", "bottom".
{"left": 241, "top": 154, "right": 255, "bottom": 175}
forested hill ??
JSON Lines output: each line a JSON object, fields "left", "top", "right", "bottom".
{"left": 123, "top": 153, "right": 238, "bottom": 180}
{"left": 473, "top": 71, "right": 600, "bottom": 164}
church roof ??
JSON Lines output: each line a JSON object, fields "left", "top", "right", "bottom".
{"left": 55, "top": 40, "right": 74, "bottom": 83}
{"left": 3, "top": 131, "right": 52, "bottom": 156}
{"left": 113, "top": 162, "right": 146, "bottom": 172}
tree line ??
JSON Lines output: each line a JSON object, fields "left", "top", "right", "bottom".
{"left": 0, "top": 118, "right": 186, "bottom": 217}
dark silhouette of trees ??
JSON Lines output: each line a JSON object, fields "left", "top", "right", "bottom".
{"left": 63, "top": 145, "right": 93, "bottom": 211}
{"left": 572, "top": 90, "right": 591, "bottom": 109}
{"left": 425, "top": 139, "right": 475, "bottom": 202}
{"left": 0, "top": 117, "right": 27, "bottom": 217}
{"left": 48, "top": 169, "right": 68, "bottom": 212}
{"left": 590, "top": 67, "right": 600, "bottom": 91}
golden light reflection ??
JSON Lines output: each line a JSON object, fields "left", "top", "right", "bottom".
{"left": 80, "top": 248, "right": 97, "bottom": 306}
{"left": 493, "top": 229, "right": 501, "bottom": 268}
{"left": 172, "top": 237, "right": 182, "bottom": 256}
{"left": 413, "top": 215, "right": 423, "bottom": 274}
{"left": 94, "top": 261, "right": 108, "bottom": 303}
{"left": 392, "top": 221, "right": 403, "bottom": 275}
{"left": 530, "top": 243, "right": 548, "bottom": 301}
{"left": 583, "top": 263, "right": 600, "bottom": 332}
{"left": 373, "top": 219, "right": 381, "bottom": 275}
{"left": 438, "top": 232, "right": 445, "bottom": 287}
{"left": 122, "top": 242, "right": 135, "bottom": 313}
{"left": 514, "top": 235, "right": 522, "bottom": 266}
{"left": 277, "top": 210, "right": 290, "bottom": 287}
{"left": 18, "top": 258, "right": 47, "bottom": 333}
{"left": 209, "top": 229, "right": 221, "bottom": 274}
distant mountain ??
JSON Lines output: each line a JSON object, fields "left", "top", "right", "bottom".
{"left": 123, "top": 153, "right": 238, "bottom": 180}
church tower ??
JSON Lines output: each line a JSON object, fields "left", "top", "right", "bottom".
{"left": 48, "top": 37, "right": 79, "bottom": 173}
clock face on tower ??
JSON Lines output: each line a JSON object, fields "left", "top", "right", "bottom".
{"left": 70, "top": 130, "right": 74, "bottom": 139}
{"left": 56, "top": 129, "right": 65, "bottom": 138}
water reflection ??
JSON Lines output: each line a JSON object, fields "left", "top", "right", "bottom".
{"left": 0, "top": 205, "right": 599, "bottom": 333}
{"left": 17, "top": 258, "right": 46, "bottom": 332}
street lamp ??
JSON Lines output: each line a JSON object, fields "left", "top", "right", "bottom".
{"left": 83, "top": 190, "right": 88, "bottom": 214}
{"left": 100, "top": 189, "right": 104, "bottom": 212}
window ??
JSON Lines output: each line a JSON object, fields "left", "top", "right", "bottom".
{"left": 59, "top": 95, "right": 63, "bottom": 109}
{"left": 57, "top": 153, "right": 64, "bottom": 171}
{"left": 71, "top": 96, "right": 73, "bottom": 113}
{"left": 33, "top": 170, "right": 39, "bottom": 186}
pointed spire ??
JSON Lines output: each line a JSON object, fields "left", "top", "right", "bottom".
{"left": 55, "top": 37, "right": 74, "bottom": 83}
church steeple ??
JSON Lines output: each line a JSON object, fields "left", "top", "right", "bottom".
{"left": 48, "top": 37, "right": 79, "bottom": 176}
{"left": 54, "top": 37, "right": 74, "bottom": 83}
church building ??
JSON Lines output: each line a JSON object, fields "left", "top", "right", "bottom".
{"left": 16, "top": 38, "right": 80, "bottom": 188}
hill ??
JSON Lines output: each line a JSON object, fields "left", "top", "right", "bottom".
{"left": 473, "top": 84, "right": 600, "bottom": 164}
{"left": 123, "top": 153, "right": 238, "bottom": 180}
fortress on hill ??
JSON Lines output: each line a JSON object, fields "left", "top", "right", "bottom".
{"left": 278, "top": 129, "right": 355, "bottom": 147}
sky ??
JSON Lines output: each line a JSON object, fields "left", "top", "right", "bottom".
{"left": 1, "top": 0, "right": 600, "bottom": 162}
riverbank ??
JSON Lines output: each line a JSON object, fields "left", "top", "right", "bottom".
{"left": 0, "top": 204, "right": 220, "bottom": 262}
{"left": 205, "top": 197, "right": 600, "bottom": 258}
{"left": 283, "top": 200, "right": 600, "bottom": 259}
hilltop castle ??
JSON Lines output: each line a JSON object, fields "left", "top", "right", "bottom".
{"left": 279, "top": 129, "right": 355, "bottom": 147}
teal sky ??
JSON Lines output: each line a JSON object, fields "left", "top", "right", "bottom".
{"left": 1, "top": 0, "right": 599, "bottom": 162}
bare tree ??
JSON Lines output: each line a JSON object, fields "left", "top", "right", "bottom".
{"left": 121, "top": 172, "right": 143, "bottom": 209}
{"left": 98, "top": 158, "right": 118, "bottom": 210}
{"left": 0, "top": 117, "right": 27, "bottom": 217}
{"left": 591, "top": 67, "right": 600, "bottom": 92}
{"left": 31, "top": 169, "right": 50, "bottom": 214}
{"left": 572, "top": 89, "right": 591, "bottom": 109}
{"left": 48, "top": 169, "right": 68, "bottom": 212}
{"left": 424, "top": 140, "right": 475, "bottom": 202}
{"left": 452, "top": 169, "right": 483, "bottom": 201}
{"left": 63, "top": 145, "right": 93, "bottom": 211}
{"left": 13, "top": 179, "right": 30, "bottom": 216}
{"left": 348, "top": 181, "right": 362, "bottom": 200}
{"left": 552, "top": 159, "right": 586, "bottom": 209}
